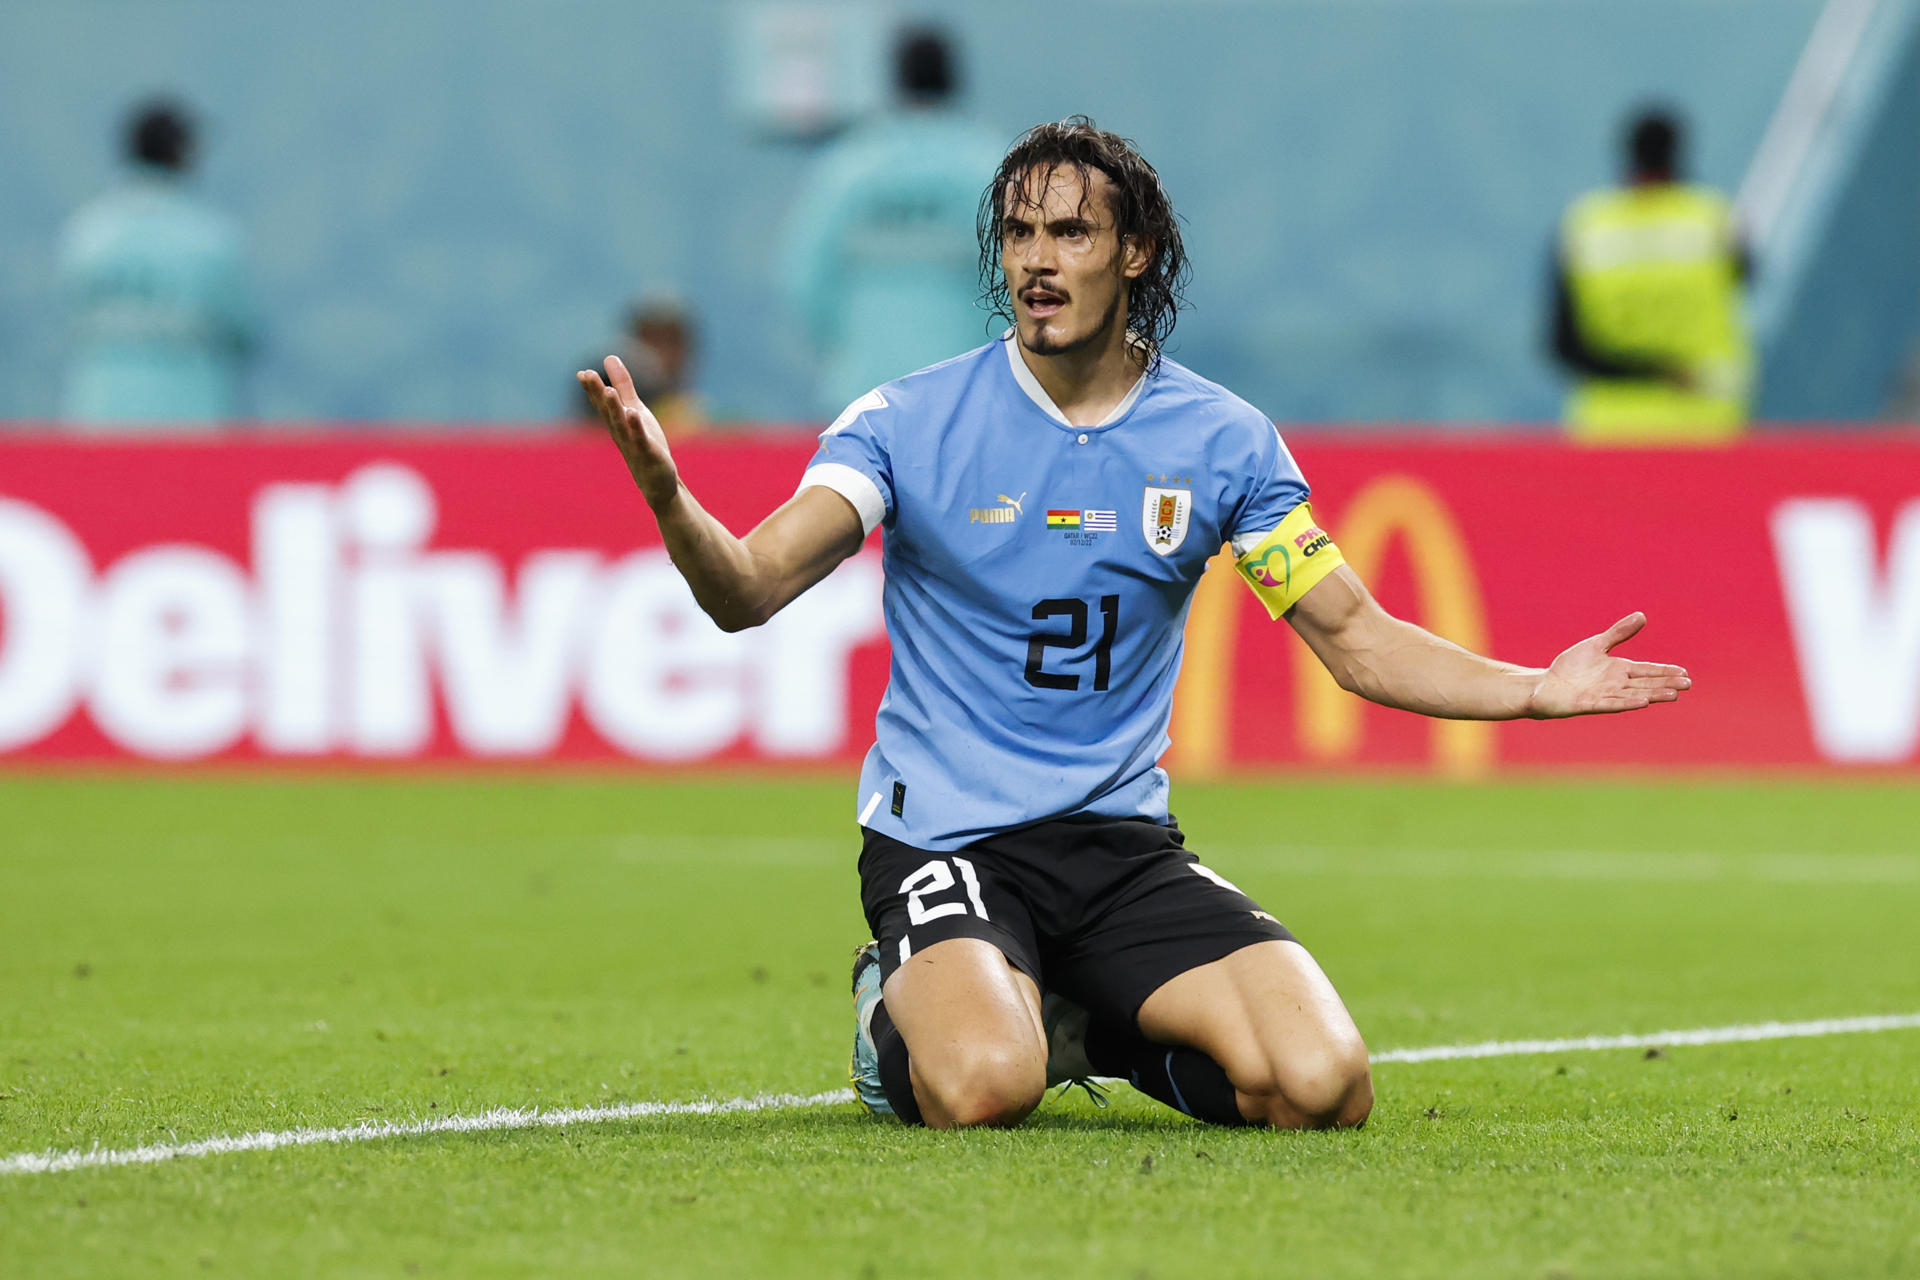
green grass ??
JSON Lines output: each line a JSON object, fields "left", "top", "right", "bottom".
{"left": 3, "top": 775, "right": 1917, "bottom": 1278}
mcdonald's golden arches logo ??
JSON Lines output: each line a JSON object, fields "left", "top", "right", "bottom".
{"left": 1171, "top": 475, "right": 1494, "bottom": 777}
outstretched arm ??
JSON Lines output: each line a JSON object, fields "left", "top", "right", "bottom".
{"left": 579, "top": 355, "right": 865, "bottom": 631}
{"left": 1285, "top": 565, "right": 1691, "bottom": 720}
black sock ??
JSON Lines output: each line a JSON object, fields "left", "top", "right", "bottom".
{"left": 1085, "top": 1018, "right": 1253, "bottom": 1127}
{"left": 870, "top": 1000, "right": 924, "bottom": 1126}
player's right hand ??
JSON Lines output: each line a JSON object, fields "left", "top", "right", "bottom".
{"left": 578, "top": 355, "right": 680, "bottom": 511}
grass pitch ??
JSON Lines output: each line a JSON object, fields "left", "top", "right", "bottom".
{"left": 2, "top": 774, "right": 1917, "bottom": 1278}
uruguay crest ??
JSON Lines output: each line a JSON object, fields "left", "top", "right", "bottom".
{"left": 1141, "top": 486, "right": 1191, "bottom": 555}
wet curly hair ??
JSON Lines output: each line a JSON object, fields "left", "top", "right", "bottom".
{"left": 978, "top": 116, "right": 1189, "bottom": 373}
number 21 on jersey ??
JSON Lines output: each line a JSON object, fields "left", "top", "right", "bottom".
{"left": 1025, "top": 595, "right": 1120, "bottom": 691}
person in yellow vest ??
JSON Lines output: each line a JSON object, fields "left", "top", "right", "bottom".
{"left": 1550, "top": 108, "right": 1755, "bottom": 442}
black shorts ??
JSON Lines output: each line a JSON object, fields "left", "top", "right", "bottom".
{"left": 858, "top": 816, "right": 1295, "bottom": 1027}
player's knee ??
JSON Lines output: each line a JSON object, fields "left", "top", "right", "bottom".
{"left": 1277, "top": 1042, "right": 1372, "bottom": 1129}
{"left": 920, "top": 1044, "right": 1044, "bottom": 1129}
{"left": 1239, "top": 1041, "right": 1372, "bottom": 1130}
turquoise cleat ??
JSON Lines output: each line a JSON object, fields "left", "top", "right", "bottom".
{"left": 849, "top": 942, "right": 894, "bottom": 1118}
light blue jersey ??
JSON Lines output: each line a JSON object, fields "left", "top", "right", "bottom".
{"left": 57, "top": 172, "right": 254, "bottom": 426}
{"left": 779, "top": 109, "right": 1007, "bottom": 417}
{"left": 800, "top": 333, "right": 1312, "bottom": 852}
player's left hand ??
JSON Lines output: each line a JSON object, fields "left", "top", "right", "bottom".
{"left": 1527, "top": 612, "right": 1691, "bottom": 718}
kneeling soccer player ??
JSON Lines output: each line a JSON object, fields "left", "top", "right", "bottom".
{"left": 579, "top": 117, "right": 1691, "bottom": 1130}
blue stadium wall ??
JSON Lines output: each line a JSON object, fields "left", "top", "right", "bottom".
{"left": 1755, "top": 2, "right": 1920, "bottom": 420}
{"left": 0, "top": 0, "right": 1862, "bottom": 425}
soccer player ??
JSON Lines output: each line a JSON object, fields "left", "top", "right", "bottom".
{"left": 580, "top": 118, "right": 1691, "bottom": 1131}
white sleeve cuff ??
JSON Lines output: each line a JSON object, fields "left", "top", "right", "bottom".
{"left": 1229, "top": 526, "right": 1274, "bottom": 557}
{"left": 797, "top": 463, "right": 886, "bottom": 536}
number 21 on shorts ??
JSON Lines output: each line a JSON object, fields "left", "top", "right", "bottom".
{"left": 896, "top": 857, "right": 990, "bottom": 963}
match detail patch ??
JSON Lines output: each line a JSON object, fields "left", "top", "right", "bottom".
{"left": 1233, "top": 502, "right": 1344, "bottom": 618}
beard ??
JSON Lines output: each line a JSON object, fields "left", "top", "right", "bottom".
{"left": 1022, "top": 289, "right": 1125, "bottom": 358}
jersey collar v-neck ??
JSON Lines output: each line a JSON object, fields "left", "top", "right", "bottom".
{"left": 1000, "top": 330, "right": 1149, "bottom": 433}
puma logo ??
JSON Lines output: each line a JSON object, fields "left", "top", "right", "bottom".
{"left": 972, "top": 492, "right": 1026, "bottom": 525}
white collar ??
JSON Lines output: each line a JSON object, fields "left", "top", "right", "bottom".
{"left": 1001, "top": 329, "right": 1148, "bottom": 430}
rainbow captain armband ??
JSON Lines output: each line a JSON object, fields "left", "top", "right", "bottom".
{"left": 1233, "top": 503, "right": 1346, "bottom": 618}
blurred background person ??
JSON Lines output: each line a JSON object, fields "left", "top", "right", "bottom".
{"left": 1892, "top": 338, "right": 1920, "bottom": 420}
{"left": 779, "top": 24, "right": 1005, "bottom": 418}
{"left": 57, "top": 97, "right": 256, "bottom": 428}
{"left": 578, "top": 291, "right": 706, "bottom": 437}
{"left": 1548, "top": 106, "right": 1754, "bottom": 443}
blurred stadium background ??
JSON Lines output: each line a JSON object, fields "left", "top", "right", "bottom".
{"left": 4, "top": 2, "right": 1919, "bottom": 1276}
{"left": 1, "top": 0, "right": 1916, "bottom": 424}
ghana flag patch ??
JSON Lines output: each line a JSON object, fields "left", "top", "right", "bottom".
{"left": 1046, "top": 510, "right": 1082, "bottom": 530}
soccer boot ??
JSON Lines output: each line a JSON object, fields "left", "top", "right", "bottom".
{"left": 1041, "top": 992, "right": 1109, "bottom": 1107}
{"left": 848, "top": 941, "right": 895, "bottom": 1118}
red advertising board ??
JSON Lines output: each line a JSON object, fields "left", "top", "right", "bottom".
{"left": 1, "top": 431, "right": 1916, "bottom": 771}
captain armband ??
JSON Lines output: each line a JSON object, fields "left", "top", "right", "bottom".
{"left": 1232, "top": 503, "right": 1346, "bottom": 619}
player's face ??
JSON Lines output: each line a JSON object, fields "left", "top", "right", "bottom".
{"left": 1000, "top": 166, "right": 1151, "bottom": 359}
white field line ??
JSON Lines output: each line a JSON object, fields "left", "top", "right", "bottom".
{"left": 6, "top": 1013, "right": 1918, "bottom": 1177}
{"left": 0, "top": 1089, "right": 853, "bottom": 1177}
{"left": 1370, "top": 1011, "right": 1920, "bottom": 1064}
